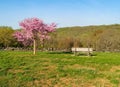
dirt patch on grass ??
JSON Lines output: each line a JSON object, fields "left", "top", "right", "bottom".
{"left": 93, "top": 78, "right": 113, "bottom": 87}
{"left": 32, "top": 77, "right": 113, "bottom": 87}
{"left": 110, "top": 66, "right": 120, "bottom": 72}
{"left": 8, "top": 69, "right": 24, "bottom": 73}
{"left": 64, "top": 64, "right": 96, "bottom": 71}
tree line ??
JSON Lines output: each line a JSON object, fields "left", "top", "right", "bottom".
{"left": 1, "top": 24, "right": 120, "bottom": 52}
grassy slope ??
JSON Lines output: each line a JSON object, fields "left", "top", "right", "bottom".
{"left": 0, "top": 51, "right": 120, "bottom": 87}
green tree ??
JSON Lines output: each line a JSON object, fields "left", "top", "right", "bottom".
{"left": 0, "top": 26, "right": 14, "bottom": 48}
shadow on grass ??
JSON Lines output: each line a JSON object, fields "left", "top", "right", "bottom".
{"left": 47, "top": 51, "right": 72, "bottom": 54}
{"left": 47, "top": 51, "right": 97, "bottom": 57}
{"left": 71, "top": 52, "right": 97, "bottom": 57}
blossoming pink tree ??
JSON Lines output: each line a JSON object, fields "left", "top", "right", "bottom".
{"left": 14, "top": 18, "right": 56, "bottom": 54}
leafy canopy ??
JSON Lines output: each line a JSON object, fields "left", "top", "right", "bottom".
{"left": 14, "top": 18, "right": 56, "bottom": 46}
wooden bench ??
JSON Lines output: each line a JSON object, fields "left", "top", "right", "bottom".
{"left": 71, "top": 48, "right": 93, "bottom": 56}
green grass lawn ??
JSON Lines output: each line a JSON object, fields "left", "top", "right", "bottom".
{"left": 0, "top": 51, "right": 120, "bottom": 87}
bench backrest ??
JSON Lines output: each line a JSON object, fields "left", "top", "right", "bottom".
{"left": 71, "top": 48, "right": 93, "bottom": 52}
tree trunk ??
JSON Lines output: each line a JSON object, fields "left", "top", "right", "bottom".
{"left": 88, "top": 47, "right": 90, "bottom": 56}
{"left": 87, "top": 42, "right": 90, "bottom": 56}
{"left": 33, "top": 39, "right": 36, "bottom": 55}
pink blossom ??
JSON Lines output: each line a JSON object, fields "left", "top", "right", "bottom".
{"left": 14, "top": 17, "right": 56, "bottom": 46}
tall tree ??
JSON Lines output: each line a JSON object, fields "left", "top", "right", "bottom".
{"left": 0, "top": 27, "right": 14, "bottom": 48}
{"left": 14, "top": 18, "right": 56, "bottom": 54}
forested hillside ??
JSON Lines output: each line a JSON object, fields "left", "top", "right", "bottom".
{"left": 1, "top": 24, "right": 120, "bottom": 51}
{"left": 46, "top": 24, "right": 120, "bottom": 52}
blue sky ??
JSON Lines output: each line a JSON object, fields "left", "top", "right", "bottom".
{"left": 0, "top": 0, "right": 120, "bottom": 29}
